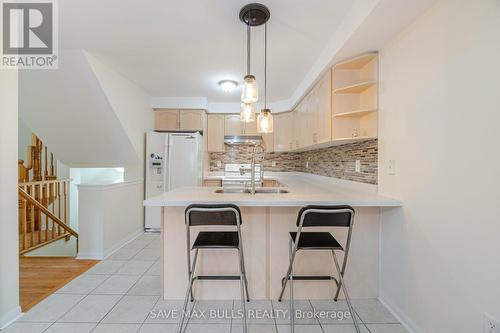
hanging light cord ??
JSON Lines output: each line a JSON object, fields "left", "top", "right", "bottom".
{"left": 264, "top": 22, "right": 267, "bottom": 109}
{"left": 246, "top": 23, "right": 251, "bottom": 76}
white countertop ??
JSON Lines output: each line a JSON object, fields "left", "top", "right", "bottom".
{"left": 144, "top": 172, "right": 401, "bottom": 207}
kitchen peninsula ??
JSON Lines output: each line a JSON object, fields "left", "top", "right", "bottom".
{"left": 144, "top": 172, "right": 401, "bottom": 301}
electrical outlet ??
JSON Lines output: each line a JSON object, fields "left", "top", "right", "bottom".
{"left": 388, "top": 160, "right": 396, "bottom": 175}
{"left": 271, "top": 161, "right": 277, "bottom": 167}
{"left": 305, "top": 161, "right": 309, "bottom": 169}
{"left": 484, "top": 313, "right": 500, "bottom": 333}
{"left": 355, "top": 160, "right": 361, "bottom": 173}
{"left": 216, "top": 161, "right": 222, "bottom": 168}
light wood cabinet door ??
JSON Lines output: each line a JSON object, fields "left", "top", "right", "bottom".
{"left": 224, "top": 114, "right": 244, "bottom": 135}
{"left": 180, "top": 110, "right": 203, "bottom": 130}
{"left": 292, "top": 109, "right": 301, "bottom": 149}
{"left": 244, "top": 121, "right": 259, "bottom": 135}
{"left": 299, "top": 97, "right": 313, "bottom": 148}
{"left": 275, "top": 112, "right": 293, "bottom": 152}
{"left": 207, "top": 114, "right": 225, "bottom": 152}
{"left": 316, "top": 72, "right": 332, "bottom": 143}
{"left": 155, "top": 110, "right": 180, "bottom": 130}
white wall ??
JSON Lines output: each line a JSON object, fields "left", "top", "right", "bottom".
{"left": 77, "top": 180, "right": 144, "bottom": 259}
{"left": 378, "top": 0, "right": 500, "bottom": 332}
{"left": 0, "top": 71, "right": 21, "bottom": 327}
{"left": 84, "top": 51, "right": 154, "bottom": 181}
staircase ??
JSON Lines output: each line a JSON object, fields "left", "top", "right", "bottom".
{"left": 18, "top": 134, "right": 78, "bottom": 255}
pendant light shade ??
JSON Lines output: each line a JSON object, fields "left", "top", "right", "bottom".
{"left": 257, "top": 109, "right": 273, "bottom": 133}
{"left": 240, "top": 103, "right": 256, "bottom": 122}
{"left": 241, "top": 75, "right": 258, "bottom": 104}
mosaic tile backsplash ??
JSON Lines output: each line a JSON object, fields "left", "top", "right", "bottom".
{"left": 209, "top": 139, "right": 378, "bottom": 184}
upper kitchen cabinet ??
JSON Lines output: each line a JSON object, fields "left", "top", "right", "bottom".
{"left": 332, "top": 53, "right": 378, "bottom": 140}
{"left": 224, "top": 114, "right": 244, "bottom": 135}
{"left": 154, "top": 109, "right": 180, "bottom": 130}
{"left": 274, "top": 112, "right": 293, "bottom": 152}
{"left": 314, "top": 72, "right": 332, "bottom": 144}
{"left": 180, "top": 110, "right": 205, "bottom": 130}
{"left": 154, "top": 109, "right": 206, "bottom": 131}
{"left": 207, "top": 114, "right": 225, "bottom": 152}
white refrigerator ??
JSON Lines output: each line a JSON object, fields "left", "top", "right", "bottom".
{"left": 145, "top": 131, "right": 203, "bottom": 230}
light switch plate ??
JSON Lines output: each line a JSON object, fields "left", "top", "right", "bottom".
{"left": 271, "top": 161, "right": 277, "bottom": 167}
{"left": 355, "top": 160, "right": 361, "bottom": 173}
{"left": 216, "top": 161, "right": 222, "bottom": 168}
{"left": 388, "top": 160, "right": 396, "bottom": 175}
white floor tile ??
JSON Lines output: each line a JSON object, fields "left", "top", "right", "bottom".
{"left": 351, "top": 299, "right": 398, "bottom": 324}
{"left": 184, "top": 323, "right": 230, "bottom": 333}
{"left": 85, "top": 260, "right": 126, "bottom": 275}
{"left": 367, "top": 323, "right": 409, "bottom": 333}
{"left": 92, "top": 323, "right": 141, "bottom": 333}
{"left": 56, "top": 274, "right": 110, "bottom": 294}
{"left": 1, "top": 322, "right": 51, "bottom": 333}
{"left": 144, "top": 261, "right": 161, "bottom": 276}
{"left": 102, "top": 295, "right": 159, "bottom": 324}
{"left": 272, "top": 300, "right": 318, "bottom": 325}
{"left": 91, "top": 275, "right": 141, "bottom": 295}
{"left": 277, "top": 324, "right": 323, "bottom": 333}
{"left": 145, "top": 240, "right": 161, "bottom": 249}
{"left": 44, "top": 322, "right": 96, "bottom": 333}
{"left": 127, "top": 276, "right": 161, "bottom": 296}
{"left": 20, "top": 294, "right": 85, "bottom": 322}
{"left": 231, "top": 324, "right": 278, "bottom": 333}
{"left": 145, "top": 299, "right": 194, "bottom": 324}
{"left": 138, "top": 323, "right": 177, "bottom": 333}
{"left": 133, "top": 249, "right": 160, "bottom": 261}
{"left": 117, "top": 261, "right": 155, "bottom": 275}
{"left": 309, "top": 300, "right": 361, "bottom": 325}
{"left": 188, "top": 300, "right": 233, "bottom": 324}
{"left": 92, "top": 324, "right": 141, "bottom": 333}
{"left": 59, "top": 294, "right": 121, "bottom": 322}
{"left": 233, "top": 300, "right": 275, "bottom": 324}
{"left": 321, "top": 324, "right": 370, "bottom": 333}
{"left": 108, "top": 248, "right": 141, "bottom": 261}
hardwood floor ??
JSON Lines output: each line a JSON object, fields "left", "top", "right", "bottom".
{"left": 19, "top": 256, "right": 99, "bottom": 311}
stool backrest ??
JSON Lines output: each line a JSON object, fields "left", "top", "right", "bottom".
{"left": 185, "top": 204, "right": 242, "bottom": 226}
{"left": 296, "top": 205, "right": 354, "bottom": 228}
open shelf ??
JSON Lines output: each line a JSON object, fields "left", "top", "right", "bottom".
{"left": 333, "top": 81, "right": 377, "bottom": 94}
{"left": 334, "top": 108, "right": 377, "bottom": 118}
{"left": 334, "top": 53, "right": 378, "bottom": 70}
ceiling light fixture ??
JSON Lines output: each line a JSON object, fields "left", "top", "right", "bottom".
{"left": 218, "top": 80, "right": 238, "bottom": 92}
{"left": 239, "top": 3, "right": 270, "bottom": 123}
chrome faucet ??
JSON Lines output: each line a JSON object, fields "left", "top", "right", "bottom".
{"left": 238, "top": 143, "right": 265, "bottom": 195}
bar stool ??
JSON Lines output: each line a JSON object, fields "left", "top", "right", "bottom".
{"left": 178, "top": 204, "right": 249, "bottom": 333}
{"left": 277, "top": 205, "right": 361, "bottom": 333}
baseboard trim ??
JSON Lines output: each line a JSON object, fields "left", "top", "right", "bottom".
{"left": 378, "top": 296, "right": 423, "bottom": 333}
{"left": 0, "top": 306, "right": 22, "bottom": 330}
{"left": 76, "top": 229, "right": 144, "bottom": 260}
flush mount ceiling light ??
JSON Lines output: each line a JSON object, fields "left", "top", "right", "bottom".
{"left": 239, "top": 3, "right": 270, "bottom": 123}
{"left": 218, "top": 80, "right": 238, "bottom": 92}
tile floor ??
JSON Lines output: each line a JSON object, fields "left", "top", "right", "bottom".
{"left": 5, "top": 233, "right": 408, "bottom": 333}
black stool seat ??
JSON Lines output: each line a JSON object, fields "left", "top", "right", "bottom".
{"left": 289, "top": 232, "right": 343, "bottom": 250}
{"left": 193, "top": 231, "right": 239, "bottom": 249}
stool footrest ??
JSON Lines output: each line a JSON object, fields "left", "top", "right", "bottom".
{"left": 195, "top": 275, "right": 241, "bottom": 281}
{"left": 283, "top": 275, "right": 339, "bottom": 285}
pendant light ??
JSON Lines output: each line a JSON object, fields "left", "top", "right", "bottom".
{"left": 257, "top": 22, "right": 273, "bottom": 133}
{"left": 241, "top": 20, "right": 258, "bottom": 106}
{"left": 240, "top": 102, "right": 256, "bottom": 122}
{"left": 239, "top": 4, "right": 269, "bottom": 122}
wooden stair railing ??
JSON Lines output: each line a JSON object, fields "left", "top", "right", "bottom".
{"left": 18, "top": 182, "right": 78, "bottom": 255}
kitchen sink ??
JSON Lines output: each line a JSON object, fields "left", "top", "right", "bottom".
{"left": 214, "top": 188, "right": 289, "bottom": 194}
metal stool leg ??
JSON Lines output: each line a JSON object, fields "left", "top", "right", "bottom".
{"left": 239, "top": 242, "right": 250, "bottom": 302}
{"left": 238, "top": 248, "right": 248, "bottom": 333}
{"left": 178, "top": 249, "right": 198, "bottom": 333}
{"left": 289, "top": 238, "right": 295, "bottom": 333}
{"left": 332, "top": 250, "right": 360, "bottom": 333}
{"left": 333, "top": 251, "right": 348, "bottom": 302}
{"left": 278, "top": 238, "right": 298, "bottom": 302}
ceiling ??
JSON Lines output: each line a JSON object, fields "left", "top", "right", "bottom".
{"left": 59, "top": 0, "right": 355, "bottom": 103}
